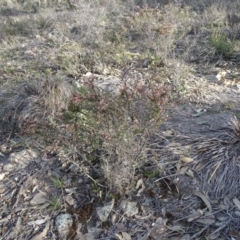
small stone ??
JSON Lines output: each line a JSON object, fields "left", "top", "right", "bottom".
{"left": 55, "top": 213, "right": 73, "bottom": 240}
{"left": 205, "top": 75, "right": 218, "bottom": 82}
{"left": 85, "top": 72, "right": 92, "bottom": 77}
{"left": 0, "top": 173, "right": 6, "bottom": 181}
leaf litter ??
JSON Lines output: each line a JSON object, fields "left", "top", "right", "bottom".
{"left": 1, "top": 1, "right": 240, "bottom": 240}
{"left": 2, "top": 84, "right": 240, "bottom": 239}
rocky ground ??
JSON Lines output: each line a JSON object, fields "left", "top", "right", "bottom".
{"left": 1, "top": 1, "right": 240, "bottom": 240}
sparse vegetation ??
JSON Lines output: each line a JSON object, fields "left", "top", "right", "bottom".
{"left": 51, "top": 177, "right": 64, "bottom": 188}
{"left": 48, "top": 197, "right": 61, "bottom": 210}
{"left": 210, "top": 31, "right": 235, "bottom": 58}
{"left": 1, "top": 0, "right": 240, "bottom": 239}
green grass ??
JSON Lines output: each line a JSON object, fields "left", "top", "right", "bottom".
{"left": 210, "top": 32, "right": 235, "bottom": 58}
{"left": 51, "top": 177, "right": 64, "bottom": 188}
{"left": 48, "top": 198, "right": 61, "bottom": 210}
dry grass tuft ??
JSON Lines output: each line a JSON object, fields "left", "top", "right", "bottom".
{"left": 101, "top": 132, "right": 146, "bottom": 195}
{"left": 230, "top": 116, "right": 240, "bottom": 138}
{"left": 191, "top": 119, "right": 240, "bottom": 199}
{"left": 146, "top": 115, "right": 240, "bottom": 200}
{"left": 17, "top": 78, "right": 72, "bottom": 124}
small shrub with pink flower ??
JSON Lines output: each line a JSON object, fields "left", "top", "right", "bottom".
{"left": 63, "top": 72, "right": 171, "bottom": 194}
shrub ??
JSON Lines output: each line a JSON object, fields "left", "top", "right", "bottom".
{"left": 210, "top": 32, "right": 235, "bottom": 58}
{"left": 63, "top": 73, "right": 171, "bottom": 194}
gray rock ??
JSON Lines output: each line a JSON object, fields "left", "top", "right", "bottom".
{"left": 205, "top": 75, "right": 218, "bottom": 82}
{"left": 76, "top": 72, "right": 145, "bottom": 97}
{"left": 55, "top": 213, "right": 73, "bottom": 240}
{"left": 93, "top": 76, "right": 122, "bottom": 96}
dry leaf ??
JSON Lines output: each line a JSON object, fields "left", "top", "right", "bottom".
{"left": 168, "top": 142, "right": 182, "bottom": 147}
{"left": 208, "top": 161, "right": 222, "bottom": 184}
{"left": 219, "top": 204, "right": 228, "bottom": 210}
{"left": 188, "top": 210, "right": 201, "bottom": 222}
{"left": 179, "top": 234, "right": 191, "bottom": 240}
{"left": 178, "top": 166, "right": 188, "bottom": 174}
{"left": 186, "top": 169, "right": 194, "bottom": 178}
{"left": 115, "top": 232, "right": 131, "bottom": 240}
{"left": 31, "top": 221, "right": 50, "bottom": 240}
{"left": 203, "top": 211, "right": 215, "bottom": 219}
{"left": 120, "top": 201, "right": 138, "bottom": 217}
{"left": 150, "top": 217, "right": 167, "bottom": 239}
{"left": 135, "top": 214, "right": 153, "bottom": 220}
{"left": 0, "top": 173, "right": 6, "bottom": 181}
{"left": 180, "top": 157, "right": 194, "bottom": 163}
{"left": 194, "top": 191, "right": 212, "bottom": 212}
{"left": 96, "top": 201, "right": 114, "bottom": 222}
{"left": 196, "top": 218, "right": 215, "bottom": 224}
{"left": 229, "top": 229, "right": 240, "bottom": 237}
{"left": 166, "top": 225, "right": 183, "bottom": 231}
{"left": 136, "top": 178, "right": 145, "bottom": 196}
{"left": 136, "top": 178, "right": 143, "bottom": 189}
{"left": 0, "top": 152, "right": 5, "bottom": 157}
{"left": 27, "top": 219, "right": 47, "bottom": 226}
{"left": 195, "top": 163, "right": 205, "bottom": 172}
{"left": 5, "top": 216, "right": 22, "bottom": 239}
{"left": 14, "top": 217, "right": 22, "bottom": 235}
{"left": 30, "top": 192, "right": 48, "bottom": 205}
{"left": 176, "top": 162, "right": 181, "bottom": 172}
{"left": 233, "top": 197, "right": 240, "bottom": 210}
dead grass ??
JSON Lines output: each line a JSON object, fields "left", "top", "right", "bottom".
{"left": 0, "top": 0, "right": 237, "bottom": 187}
{"left": 1, "top": 3, "right": 240, "bottom": 237}
{"left": 20, "top": 77, "right": 72, "bottom": 121}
